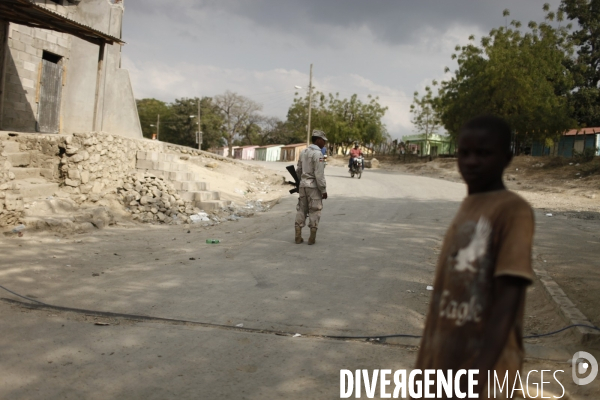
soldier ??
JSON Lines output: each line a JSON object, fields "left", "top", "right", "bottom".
{"left": 295, "top": 130, "right": 328, "bottom": 245}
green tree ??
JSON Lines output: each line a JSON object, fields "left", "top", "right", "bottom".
{"left": 136, "top": 98, "right": 172, "bottom": 139}
{"left": 436, "top": 6, "right": 575, "bottom": 148}
{"left": 560, "top": 0, "right": 600, "bottom": 127}
{"left": 286, "top": 91, "right": 388, "bottom": 154}
{"left": 410, "top": 85, "right": 442, "bottom": 157}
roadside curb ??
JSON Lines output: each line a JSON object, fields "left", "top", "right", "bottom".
{"left": 534, "top": 261, "right": 599, "bottom": 345}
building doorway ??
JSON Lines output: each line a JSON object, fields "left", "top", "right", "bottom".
{"left": 37, "top": 51, "right": 63, "bottom": 133}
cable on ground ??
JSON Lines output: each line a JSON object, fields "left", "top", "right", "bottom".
{"left": 1, "top": 284, "right": 598, "bottom": 341}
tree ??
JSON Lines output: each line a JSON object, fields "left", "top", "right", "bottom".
{"left": 285, "top": 91, "right": 388, "bottom": 154}
{"left": 560, "top": 0, "right": 600, "bottom": 127}
{"left": 436, "top": 6, "right": 575, "bottom": 149}
{"left": 213, "top": 91, "right": 263, "bottom": 157}
{"left": 136, "top": 98, "right": 172, "bottom": 139}
{"left": 410, "top": 85, "right": 442, "bottom": 157}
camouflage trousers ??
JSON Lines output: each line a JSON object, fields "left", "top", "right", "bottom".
{"left": 295, "top": 187, "right": 323, "bottom": 229}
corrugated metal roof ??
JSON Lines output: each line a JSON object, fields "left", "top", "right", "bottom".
{"left": 564, "top": 127, "right": 600, "bottom": 136}
{"left": 0, "top": 0, "right": 124, "bottom": 45}
{"left": 282, "top": 143, "right": 308, "bottom": 148}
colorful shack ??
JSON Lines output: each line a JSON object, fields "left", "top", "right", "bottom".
{"left": 233, "top": 145, "right": 259, "bottom": 160}
{"left": 255, "top": 145, "right": 283, "bottom": 161}
{"left": 212, "top": 146, "right": 239, "bottom": 158}
{"left": 532, "top": 128, "right": 600, "bottom": 157}
{"left": 279, "top": 143, "right": 308, "bottom": 162}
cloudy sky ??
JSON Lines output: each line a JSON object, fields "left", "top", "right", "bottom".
{"left": 122, "top": 0, "right": 562, "bottom": 140}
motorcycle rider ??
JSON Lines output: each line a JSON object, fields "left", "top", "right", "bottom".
{"left": 348, "top": 142, "right": 364, "bottom": 172}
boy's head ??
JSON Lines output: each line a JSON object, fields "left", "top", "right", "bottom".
{"left": 457, "top": 115, "right": 513, "bottom": 193}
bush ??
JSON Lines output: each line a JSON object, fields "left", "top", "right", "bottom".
{"left": 573, "top": 147, "right": 598, "bottom": 163}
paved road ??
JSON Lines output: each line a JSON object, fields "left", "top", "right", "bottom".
{"left": 0, "top": 165, "right": 595, "bottom": 399}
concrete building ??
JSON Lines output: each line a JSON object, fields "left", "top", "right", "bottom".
{"left": 402, "top": 133, "right": 455, "bottom": 156}
{"left": 211, "top": 146, "right": 239, "bottom": 158}
{"left": 233, "top": 145, "right": 259, "bottom": 160}
{"left": 254, "top": 144, "right": 283, "bottom": 162}
{"left": 0, "top": 0, "right": 142, "bottom": 138}
{"left": 532, "top": 128, "right": 600, "bottom": 157}
{"left": 279, "top": 143, "right": 307, "bottom": 162}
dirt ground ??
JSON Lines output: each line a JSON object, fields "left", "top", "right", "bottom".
{"left": 1, "top": 159, "right": 599, "bottom": 398}
{"left": 374, "top": 155, "right": 600, "bottom": 214}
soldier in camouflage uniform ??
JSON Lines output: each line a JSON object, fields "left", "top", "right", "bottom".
{"left": 295, "top": 130, "right": 328, "bottom": 245}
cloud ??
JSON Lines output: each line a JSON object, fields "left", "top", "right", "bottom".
{"left": 121, "top": 0, "right": 563, "bottom": 140}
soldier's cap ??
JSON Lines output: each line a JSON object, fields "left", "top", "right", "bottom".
{"left": 312, "top": 130, "right": 328, "bottom": 141}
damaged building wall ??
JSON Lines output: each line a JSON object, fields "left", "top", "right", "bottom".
{"left": 0, "top": 0, "right": 142, "bottom": 139}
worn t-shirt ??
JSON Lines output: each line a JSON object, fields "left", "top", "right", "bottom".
{"left": 415, "top": 189, "right": 535, "bottom": 396}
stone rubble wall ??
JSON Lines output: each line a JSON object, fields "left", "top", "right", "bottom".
{"left": 0, "top": 131, "right": 239, "bottom": 227}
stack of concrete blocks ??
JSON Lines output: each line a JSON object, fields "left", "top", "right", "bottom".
{"left": 0, "top": 139, "right": 59, "bottom": 226}
{"left": 136, "top": 151, "right": 230, "bottom": 211}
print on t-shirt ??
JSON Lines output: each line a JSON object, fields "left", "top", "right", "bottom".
{"left": 440, "top": 217, "right": 493, "bottom": 327}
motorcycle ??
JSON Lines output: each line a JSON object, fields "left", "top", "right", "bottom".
{"left": 350, "top": 156, "right": 363, "bottom": 179}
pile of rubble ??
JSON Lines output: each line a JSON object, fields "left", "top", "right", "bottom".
{"left": 116, "top": 173, "right": 273, "bottom": 226}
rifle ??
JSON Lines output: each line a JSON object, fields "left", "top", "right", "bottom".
{"left": 286, "top": 165, "right": 300, "bottom": 194}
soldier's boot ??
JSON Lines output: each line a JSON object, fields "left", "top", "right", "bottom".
{"left": 308, "top": 228, "right": 318, "bottom": 245}
{"left": 295, "top": 227, "right": 304, "bottom": 244}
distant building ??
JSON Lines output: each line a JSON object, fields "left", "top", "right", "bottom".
{"left": 0, "top": 0, "right": 141, "bottom": 138}
{"left": 233, "top": 145, "right": 259, "bottom": 160}
{"left": 280, "top": 143, "right": 308, "bottom": 162}
{"left": 255, "top": 144, "right": 283, "bottom": 162}
{"left": 402, "top": 133, "right": 455, "bottom": 156}
{"left": 211, "top": 146, "right": 239, "bottom": 158}
{"left": 532, "top": 128, "right": 600, "bottom": 157}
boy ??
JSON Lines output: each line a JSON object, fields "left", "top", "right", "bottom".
{"left": 415, "top": 115, "right": 535, "bottom": 398}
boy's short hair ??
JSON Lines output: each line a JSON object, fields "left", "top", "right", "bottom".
{"left": 460, "top": 115, "right": 512, "bottom": 153}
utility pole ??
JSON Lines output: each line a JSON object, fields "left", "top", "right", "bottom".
{"left": 156, "top": 114, "right": 160, "bottom": 141}
{"left": 197, "top": 98, "right": 202, "bottom": 150}
{"left": 307, "top": 63, "right": 313, "bottom": 145}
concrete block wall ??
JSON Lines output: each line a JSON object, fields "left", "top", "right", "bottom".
{"left": 2, "top": 24, "right": 71, "bottom": 132}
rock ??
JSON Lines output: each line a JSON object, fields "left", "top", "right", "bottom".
{"left": 65, "top": 145, "right": 79, "bottom": 155}
{"left": 81, "top": 170, "right": 90, "bottom": 184}
{"left": 5, "top": 194, "right": 23, "bottom": 211}
{"left": 65, "top": 178, "right": 80, "bottom": 187}
{"left": 91, "top": 181, "right": 104, "bottom": 194}
{"left": 70, "top": 153, "right": 84, "bottom": 163}
{"left": 68, "top": 169, "right": 81, "bottom": 180}
{"left": 150, "top": 207, "right": 158, "bottom": 214}
{"left": 80, "top": 183, "right": 93, "bottom": 194}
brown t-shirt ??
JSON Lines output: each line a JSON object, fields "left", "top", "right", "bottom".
{"left": 415, "top": 190, "right": 535, "bottom": 394}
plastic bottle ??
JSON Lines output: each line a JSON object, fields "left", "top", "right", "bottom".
{"left": 206, "top": 239, "right": 220, "bottom": 244}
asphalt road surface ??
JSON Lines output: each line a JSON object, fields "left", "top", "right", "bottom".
{"left": 0, "top": 164, "right": 596, "bottom": 399}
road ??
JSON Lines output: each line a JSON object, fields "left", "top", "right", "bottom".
{"left": 0, "top": 164, "right": 597, "bottom": 399}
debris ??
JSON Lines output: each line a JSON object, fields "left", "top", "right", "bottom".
{"left": 94, "top": 322, "right": 110, "bottom": 326}
{"left": 206, "top": 239, "right": 220, "bottom": 244}
{"left": 92, "top": 273, "right": 100, "bottom": 276}
{"left": 189, "top": 257, "right": 196, "bottom": 260}
{"left": 235, "top": 323, "right": 244, "bottom": 327}
{"left": 426, "top": 286, "right": 434, "bottom": 291}
{"left": 293, "top": 333, "right": 302, "bottom": 338}
{"left": 190, "top": 212, "right": 210, "bottom": 223}
{"left": 11, "top": 224, "right": 26, "bottom": 233}
{"left": 546, "top": 213, "right": 553, "bottom": 217}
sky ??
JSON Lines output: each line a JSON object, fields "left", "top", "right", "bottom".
{"left": 122, "top": 0, "right": 562, "bottom": 140}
